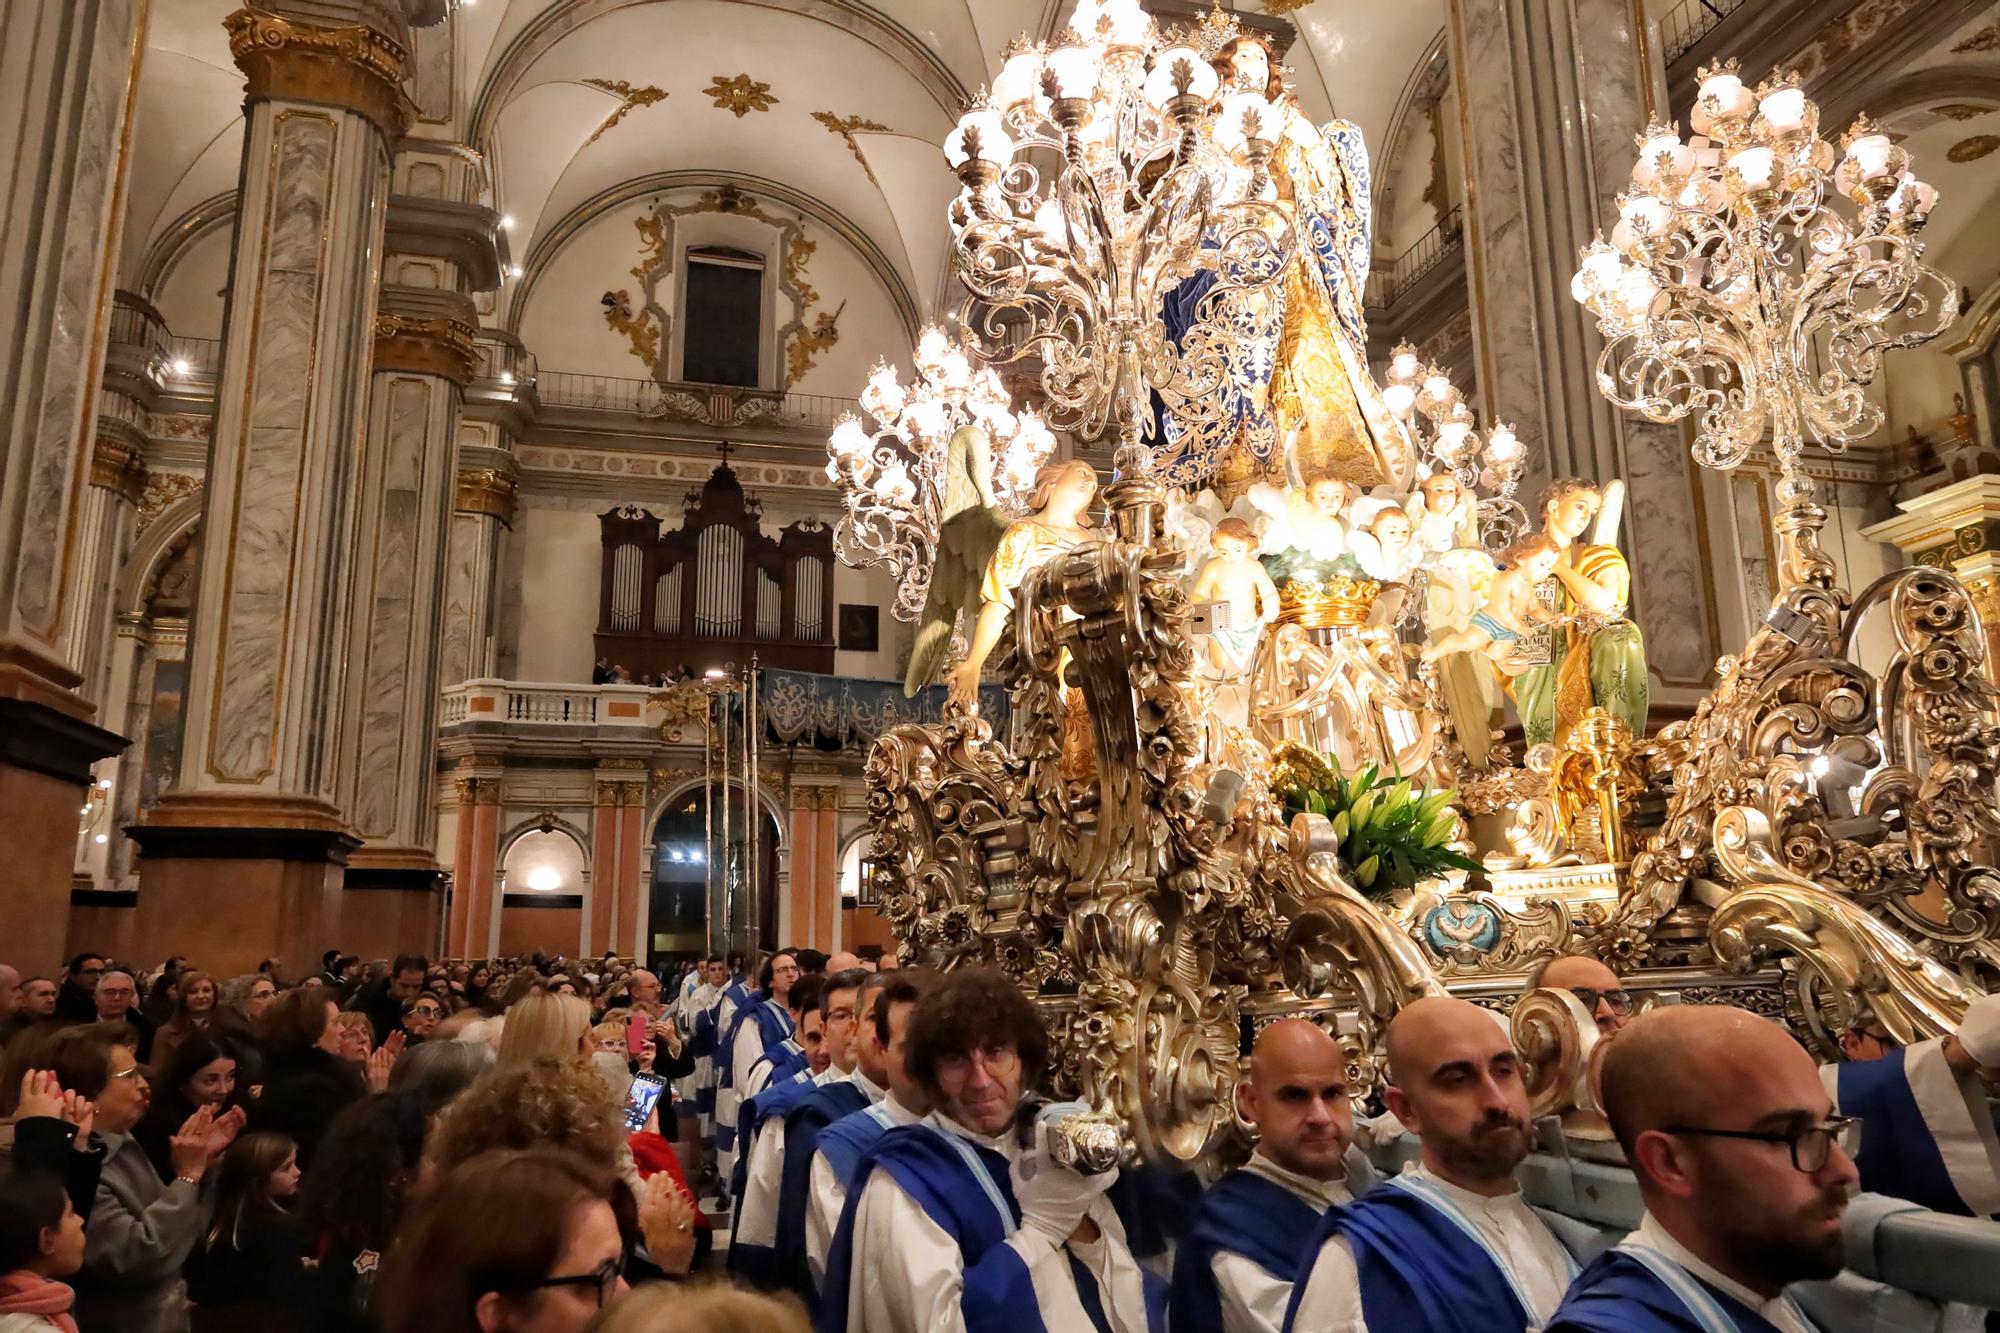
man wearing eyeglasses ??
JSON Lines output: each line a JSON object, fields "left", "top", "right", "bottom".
{"left": 716, "top": 949, "right": 802, "bottom": 1189}
{"left": 822, "top": 966, "right": 1157, "bottom": 1332}
{"left": 1530, "top": 954, "right": 1634, "bottom": 1035}
{"left": 56, "top": 952, "right": 106, "bottom": 1023}
{"left": 1548, "top": 1004, "right": 1856, "bottom": 1333}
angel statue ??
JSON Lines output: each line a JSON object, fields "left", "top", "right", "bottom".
{"left": 1206, "top": 35, "right": 1416, "bottom": 496}
{"left": 942, "top": 457, "right": 1100, "bottom": 709}
{"left": 1514, "top": 478, "right": 1648, "bottom": 747}
{"left": 903, "top": 426, "right": 1008, "bottom": 697}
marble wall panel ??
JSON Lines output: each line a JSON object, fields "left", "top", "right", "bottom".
{"left": 210, "top": 112, "right": 334, "bottom": 781}
{"left": 6, "top": 0, "right": 140, "bottom": 641}
{"left": 352, "top": 376, "right": 429, "bottom": 837}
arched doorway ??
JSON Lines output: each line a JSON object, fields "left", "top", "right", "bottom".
{"left": 650, "top": 782, "right": 781, "bottom": 959}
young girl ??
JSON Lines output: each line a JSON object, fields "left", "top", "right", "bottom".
{"left": 186, "top": 1132, "right": 308, "bottom": 1331}
{"left": 0, "top": 1171, "right": 85, "bottom": 1333}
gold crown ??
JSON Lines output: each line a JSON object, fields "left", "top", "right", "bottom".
{"left": 1278, "top": 575, "right": 1381, "bottom": 629}
{"left": 1190, "top": 2, "right": 1242, "bottom": 58}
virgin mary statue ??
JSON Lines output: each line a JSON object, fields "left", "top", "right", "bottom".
{"left": 1204, "top": 36, "right": 1415, "bottom": 495}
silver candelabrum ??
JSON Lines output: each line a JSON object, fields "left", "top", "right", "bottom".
{"left": 1572, "top": 62, "right": 1957, "bottom": 592}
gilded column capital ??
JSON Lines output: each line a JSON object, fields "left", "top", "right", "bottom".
{"left": 454, "top": 775, "right": 501, "bottom": 805}
{"left": 90, "top": 434, "right": 149, "bottom": 506}
{"left": 225, "top": 8, "right": 414, "bottom": 142}
{"left": 373, "top": 312, "right": 478, "bottom": 385}
{"left": 455, "top": 466, "right": 517, "bottom": 525}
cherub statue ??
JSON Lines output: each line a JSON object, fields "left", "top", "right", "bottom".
{"left": 944, "top": 458, "right": 1099, "bottom": 708}
{"left": 903, "top": 425, "right": 1008, "bottom": 697}
{"left": 1245, "top": 475, "right": 1352, "bottom": 561}
{"left": 1189, "top": 517, "right": 1282, "bottom": 731}
{"left": 1346, "top": 498, "right": 1419, "bottom": 583}
{"left": 1421, "top": 533, "right": 1562, "bottom": 675}
{"left": 1405, "top": 471, "right": 1479, "bottom": 554}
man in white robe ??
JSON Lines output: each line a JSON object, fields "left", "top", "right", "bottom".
{"left": 1821, "top": 991, "right": 2000, "bottom": 1219}
{"left": 1548, "top": 1004, "right": 1858, "bottom": 1333}
{"left": 736, "top": 970, "right": 864, "bottom": 1277}
{"left": 822, "top": 965, "right": 1161, "bottom": 1332}
{"left": 717, "top": 949, "right": 800, "bottom": 1187}
{"left": 807, "top": 969, "right": 930, "bottom": 1289}
{"left": 1172, "top": 1019, "right": 1372, "bottom": 1331}
{"left": 1287, "top": 996, "right": 1581, "bottom": 1333}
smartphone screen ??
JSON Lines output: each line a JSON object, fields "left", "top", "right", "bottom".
{"left": 627, "top": 1011, "right": 649, "bottom": 1057}
{"left": 624, "top": 1072, "right": 668, "bottom": 1131}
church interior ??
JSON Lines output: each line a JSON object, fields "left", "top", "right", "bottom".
{"left": 12, "top": 0, "right": 2000, "bottom": 1317}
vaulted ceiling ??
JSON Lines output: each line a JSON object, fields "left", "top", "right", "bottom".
{"left": 123, "top": 1, "right": 1448, "bottom": 334}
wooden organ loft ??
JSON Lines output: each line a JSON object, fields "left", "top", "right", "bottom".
{"left": 595, "top": 459, "right": 836, "bottom": 678}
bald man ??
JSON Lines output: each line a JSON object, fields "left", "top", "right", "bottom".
{"left": 1532, "top": 954, "right": 1633, "bottom": 1036}
{"left": 825, "top": 950, "right": 863, "bottom": 975}
{"left": 1548, "top": 1005, "right": 1857, "bottom": 1333}
{"left": 1285, "top": 997, "right": 1580, "bottom": 1333}
{"left": 1172, "top": 1019, "right": 1376, "bottom": 1331}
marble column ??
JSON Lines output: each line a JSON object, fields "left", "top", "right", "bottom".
{"left": 587, "top": 767, "right": 647, "bottom": 957}
{"left": 131, "top": 5, "right": 412, "bottom": 978}
{"left": 1447, "top": 0, "right": 1719, "bottom": 701}
{"left": 0, "top": 0, "right": 142, "bottom": 965}
{"left": 439, "top": 449, "right": 516, "bottom": 685}
{"left": 447, "top": 768, "right": 502, "bottom": 957}
{"left": 336, "top": 296, "right": 475, "bottom": 910}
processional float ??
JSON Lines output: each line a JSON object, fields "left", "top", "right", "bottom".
{"left": 826, "top": 0, "right": 1996, "bottom": 1166}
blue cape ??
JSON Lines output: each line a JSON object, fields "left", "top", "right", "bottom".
{"left": 1836, "top": 1046, "right": 1991, "bottom": 1216}
{"left": 816, "top": 1123, "right": 1162, "bottom": 1333}
{"left": 1169, "top": 1168, "right": 1328, "bottom": 1333}
{"left": 762, "top": 1079, "right": 872, "bottom": 1302}
{"left": 1284, "top": 1176, "right": 1565, "bottom": 1333}
{"left": 1547, "top": 1247, "right": 1804, "bottom": 1333}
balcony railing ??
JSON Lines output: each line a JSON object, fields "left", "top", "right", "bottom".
{"left": 1661, "top": 0, "right": 1749, "bottom": 65}
{"left": 1365, "top": 204, "right": 1464, "bottom": 313}
{"left": 534, "top": 370, "right": 851, "bottom": 432}
{"left": 440, "top": 679, "right": 658, "bottom": 730}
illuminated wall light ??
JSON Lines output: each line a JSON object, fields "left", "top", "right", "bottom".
{"left": 526, "top": 865, "right": 563, "bottom": 891}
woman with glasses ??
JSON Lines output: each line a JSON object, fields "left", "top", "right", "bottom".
{"left": 401, "top": 997, "right": 446, "bottom": 1047}
{"left": 376, "top": 1149, "right": 628, "bottom": 1333}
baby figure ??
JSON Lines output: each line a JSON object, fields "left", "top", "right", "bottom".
{"left": 1421, "top": 533, "right": 1561, "bottom": 675}
{"left": 1348, "top": 501, "right": 1418, "bottom": 583}
{"left": 1191, "top": 518, "right": 1283, "bottom": 680}
{"left": 1406, "top": 472, "right": 1478, "bottom": 554}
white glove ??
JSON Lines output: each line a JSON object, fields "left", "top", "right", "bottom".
{"left": 1359, "top": 1110, "right": 1409, "bottom": 1148}
{"left": 1008, "top": 1102, "right": 1118, "bottom": 1248}
{"left": 1957, "top": 991, "right": 2000, "bottom": 1068}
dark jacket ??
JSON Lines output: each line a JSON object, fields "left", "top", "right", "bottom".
{"left": 2, "top": 1114, "right": 106, "bottom": 1220}
{"left": 251, "top": 1049, "right": 366, "bottom": 1169}
{"left": 186, "top": 1206, "right": 309, "bottom": 1331}
{"left": 345, "top": 979, "right": 403, "bottom": 1047}
{"left": 55, "top": 979, "right": 97, "bottom": 1024}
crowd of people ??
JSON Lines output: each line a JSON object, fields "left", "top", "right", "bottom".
{"left": 2, "top": 940, "right": 1994, "bottom": 1333}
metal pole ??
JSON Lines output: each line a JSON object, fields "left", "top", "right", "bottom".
{"left": 702, "top": 698, "right": 714, "bottom": 955}
{"left": 748, "top": 653, "right": 760, "bottom": 954}
{"left": 719, "top": 676, "right": 732, "bottom": 962}
{"left": 739, "top": 666, "right": 752, "bottom": 955}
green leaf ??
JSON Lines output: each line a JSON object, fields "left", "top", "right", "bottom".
{"left": 1416, "top": 790, "right": 1454, "bottom": 822}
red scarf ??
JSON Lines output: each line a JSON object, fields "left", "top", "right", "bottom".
{"left": 0, "top": 1270, "right": 79, "bottom": 1333}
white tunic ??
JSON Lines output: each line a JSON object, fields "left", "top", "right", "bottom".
{"left": 1627, "top": 1213, "right": 1818, "bottom": 1333}
{"left": 1211, "top": 1152, "right": 1353, "bottom": 1333}
{"left": 1289, "top": 1164, "right": 1574, "bottom": 1332}
{"left": 736, "top": 1066, "right": 839, "bottom": 1250}
{"left": 807, "top": 1076, "right": 909, "bottom": 1288}
{"left": 840, "top": 1111, "right": 1152, "bottom": 1333}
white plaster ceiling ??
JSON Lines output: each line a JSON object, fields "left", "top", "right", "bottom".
{"left": 125, "top": 0, "right": 1448, "bottom": 339}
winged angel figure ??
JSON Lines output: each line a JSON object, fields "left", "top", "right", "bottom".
{"left": 903, "top": 425, "right": 1007, "bottom": 697}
